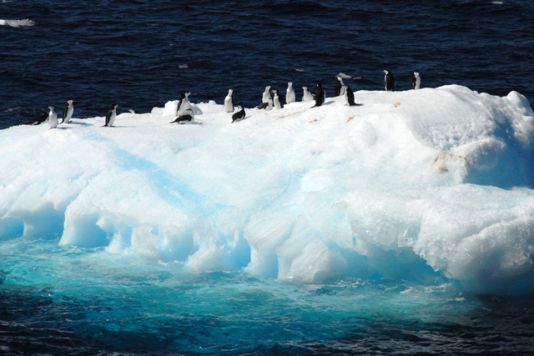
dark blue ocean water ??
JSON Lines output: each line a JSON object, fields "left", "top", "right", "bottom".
{"left": 1, "top": 0, "right": 533, "bottom": 128}
{"left": 2, "top": 1, "right": 534, "bottom": 354}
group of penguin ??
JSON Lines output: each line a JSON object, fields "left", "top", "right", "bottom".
{"left": 35, "top": 70, "right": 421, "bottom": 129}
{"left": 223, "top": 70, "right": 421, "bottom": 123}
{"left": 33, "top": 101, "right": 119, "bottom": 129}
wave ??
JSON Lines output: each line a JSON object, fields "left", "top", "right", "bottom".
{"left": 0, "top": 19, "right": 34, "bottom": 28}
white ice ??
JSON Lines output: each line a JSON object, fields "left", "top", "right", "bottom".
{"left": 1, "top": 85, "right": 534, "bottom": 295}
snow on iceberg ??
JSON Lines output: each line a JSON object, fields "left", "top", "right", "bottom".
{"left": 1, "top": 85, "right": 534, "bottom": 295}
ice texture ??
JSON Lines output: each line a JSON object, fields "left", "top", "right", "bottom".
{"left": 1, "top": 85, "right": 533, "bottom": 294}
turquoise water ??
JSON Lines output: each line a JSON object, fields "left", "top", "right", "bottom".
{"left": 4, "top": 239, "right": 532, "bottom": 354}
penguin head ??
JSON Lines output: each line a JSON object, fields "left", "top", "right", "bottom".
{"left": 185, "top": 92, "right": 191, "bottom": 98}
{"left": 67, "top": 99, "right": 73, "bottom": 105}
{"left": 288, "top": 82, "right": 293, "bottom": 87}
{"left": 302, "top": 86, "right": 308, "bottom": 91}
{"left": 228, "top": 89, "right": 233, "bottom": 95}
{"left": 265, "top": 85, "right": 271, "bottom": 91}
{"left": 414, "top": 72, "right": 420, "bottom": 77}
{"left": 384, "top": 70, "right": 390, "bottom": 74}
{"left": 316, "top": 81, "right": 322, "bottom": 87}
{"left": 112, "top": 104, "right": 118, "bottom": 110}
{"left": 48, "top": 106, "right": 54, "bottom": 111}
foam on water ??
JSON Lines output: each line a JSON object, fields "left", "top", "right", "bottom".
{"left": 1, "top": 85, "right": 534, "bottom": 295}
{"left": 0, "top": 18, "right": 34, "bottom": 27}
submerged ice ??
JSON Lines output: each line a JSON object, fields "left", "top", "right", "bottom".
{"left": 1, "top": 85, "right": 534, "bottom": 295}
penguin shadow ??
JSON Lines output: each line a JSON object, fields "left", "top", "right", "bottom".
{"left": 171, "top": 121, "right": 203, "bottom": 126}
{"left": 312, "top": 100, "right": 335, "bottom": 108}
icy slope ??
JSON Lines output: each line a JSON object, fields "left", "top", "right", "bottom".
{"left": 1, "top": 85, "right": 534, "bottom": 294}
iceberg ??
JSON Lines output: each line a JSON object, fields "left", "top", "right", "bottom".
{"left": 1, "top": 85, "right": 534, "bottom": 295}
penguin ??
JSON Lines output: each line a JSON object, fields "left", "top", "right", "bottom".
{"left": 176, "top": 92, "right": 186, "bottom": 114}
{"left": 175, "top": 92, "right": 194, "bottom": 115}
{"left": 104, "top": 104, "right": 118, "bottom": 127}
{"left": 345, "top": 85, "right": 361, "bottom": 106}
{"left": 258, "top": 85, "right": 273, "bottom": 110}
{"left": 171, "top": 113, "right": 193, "bottom": 123}
{"left": 335, "top": 76, "right": 346, "bottom": 97}
{"left": 180, "top": 92, "right": 194, "bottom": 113}
{"left": 31, "top": 109, "right": 48, "bottom": 125}
{"left": 61, "top": 100, "right": 74, "bottom": 124}
{"left": 224, "top": 89, "right": 234, "bottom": 113}
{"left": 412, "top": 72, "right": 421, "bottom": 90}
{"left": 232, "top": 104, "right": 246, "bottom": 122}
{"left": 302, "top": 86, "right": 314, "bottom": 102}
{"left": 313, "top": 81, "right": 325, "bottom": 107}
{"left": 285, "top": 82, "right": 295, "bottom": 104}
{"left": 172, "top": 92, "right": 194, "bottom": 123}
{"left": 272, "top": 89, "right": 284, "bottom": 109}
{"left": 384, "top": 70, "right": 395, "bottom": 91}
{"left": 47, "top": 106, "right": 58, "bottom": 129}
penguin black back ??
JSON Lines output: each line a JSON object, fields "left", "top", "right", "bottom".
{"left": 105, "top": 103, "right": 117, "bottom": 127}
{"left": 314, "top": 81, "right": 324, "bottom": 107}
{"left": 176, "top": 92, "right": 186, "bottom": 113}
{"left": 346, "top": 85, "right": 356, "bottom": 106}
{"left": 232, "top": 104, "right": 246, "bottom": 122}
{"left": 30, "top": 109, "right": 48, "bottom": 125}
{"left": 171, "top": 114, "right": 193, "bottom": 124}
{"left": 62, "top": 102, "right": 69, "bottom": 122}
{"left": 384, "top": 70, "right": 395, "bottom": 91}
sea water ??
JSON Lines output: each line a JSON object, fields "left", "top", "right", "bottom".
{"left": 2, "top": 240, "right": 533, "bottom": 354}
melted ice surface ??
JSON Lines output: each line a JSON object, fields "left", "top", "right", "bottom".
{"left": 1, "top": 85, "right": 534, "bottom": 295}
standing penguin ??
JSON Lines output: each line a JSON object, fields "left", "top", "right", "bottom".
{"left": 313, "top": 81, "right": 325, "bottom": 107}
{"left": 61, "top": 100, "right": 74, "bottom": 124}
{"left": 232, "top": 104, "right": 246, "bottom": 122}
{"left": 224, "top": 89, "right": 234, "bottom": 113}
{"left": 286, "top": 82, "right": 295, "bottom": 104}
{"left": 412, "top": 72, "right": 421, "bottom": 89}
{"left": 302, "top": 86, "right": 314, "bottom": 102}
{"left": 345, "top": 85, "right": 360, "bottom": 106}
{"left": 272, "top": 89, "right": 284, "bottom": 109}
{"left": 47, "top": 106, "right": 58, "bottom": 129}
{"left": 335, "top": 76, "right": 346, "bottom": 97}
{"left": 384, "top": 70, "right": 395, "bottom": 91}
{"left": 260, "top": 85, "right": 273, "bottom": 110}
{"left": 104, "top": 104, "right": 118, "bottom": 127}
